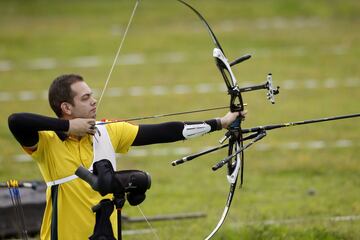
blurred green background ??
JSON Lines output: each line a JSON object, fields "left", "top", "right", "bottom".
{"left": 0, "top": 0, "right": 359, "bottom": 239}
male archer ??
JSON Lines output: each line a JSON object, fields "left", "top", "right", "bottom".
{"left": 8, "top": 74, "right": 244, "bottom": 239}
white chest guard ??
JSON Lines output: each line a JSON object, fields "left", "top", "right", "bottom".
{"left": 89, "top": 124, "right": 116, "bottom": 171}
{"left": 46, "top": 124, "right": 116, "bottom": 187}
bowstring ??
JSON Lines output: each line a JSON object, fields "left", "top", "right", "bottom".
{"left": 96, "top": 0, "right": 141, "bottom": 110}
{"left": 94, "top": 1, "right": 160, "bottom": 238}
{"left": 137, "top": 206, "right": 161, "bottom": 240}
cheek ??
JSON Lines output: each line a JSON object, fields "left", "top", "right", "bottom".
{"left": 77, "top": 101, "right": 88, "bottom": 107}
{"left": 79, "top": 101, "right": 92, "bottom": 111}
{"left": 72, "top": 102, "right": 86, "bottom": 113}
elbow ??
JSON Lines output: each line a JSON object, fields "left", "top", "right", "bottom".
{"left": 8, "top": 113, "right": 23, "bottom": 131}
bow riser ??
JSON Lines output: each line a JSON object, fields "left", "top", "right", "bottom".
{"left": 213, "top": 48, "right": 245, "bottom": 114}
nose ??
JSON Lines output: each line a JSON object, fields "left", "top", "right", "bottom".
{"left": 91, "top": 96, "right": 97, "bottom": 106}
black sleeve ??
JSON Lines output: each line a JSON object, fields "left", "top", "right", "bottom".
{"left": 8, "top": 113, "right": 69, "bottom": 147}
{"left": 132, "top": 119, "right": 221, "bottom": 146}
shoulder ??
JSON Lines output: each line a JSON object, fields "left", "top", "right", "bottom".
{"left": 38, "top": 130, "right": 58, "bottom": 139}
{"left": 105, "top": 122, "right": 139, "bottom": 137}
{"left": 103, "top": 122, "right": 139, "bottom": 153}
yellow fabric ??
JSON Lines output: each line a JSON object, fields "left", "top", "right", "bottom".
{"left": 30, "top": 122, "right": 138, "bottom": 240}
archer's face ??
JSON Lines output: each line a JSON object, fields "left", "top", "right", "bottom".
{"left": 69, "top": 81, "right": 97, "bottom": 119}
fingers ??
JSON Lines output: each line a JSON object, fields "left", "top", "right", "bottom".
{"left": 87, "top": 128, "right": 96, "bottom": 135}
{"left": 87, "top": 119, "right": 96, "bottom": 125}
{"left": 241, "top": 110, "right": 248, "bottom": 117}
{"left": 240, "top": 110, "right": 248, "bottom": 121}
{"left": 87, "top": 120, "right": 97, "bottom": 136}
{"left": 69, "top": 118, "right": 97, "bottom": 137}
{"left": 221, "top": 110, "right": 248, "bottom": 129}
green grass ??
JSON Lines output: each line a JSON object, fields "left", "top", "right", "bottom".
{"left": 0, "top": 0, "right": 359, "bottom": 239}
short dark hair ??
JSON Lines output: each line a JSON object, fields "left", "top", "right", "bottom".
{"left": 48, "top": 74, "right": 84, "bottom": 117}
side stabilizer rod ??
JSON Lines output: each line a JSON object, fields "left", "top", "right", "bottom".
{"left": 212, "top": 131, "right": 266, "bottom": 171}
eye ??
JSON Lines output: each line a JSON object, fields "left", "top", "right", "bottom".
{"left": 81, "top": 94, "right": 91, "bottom": 101}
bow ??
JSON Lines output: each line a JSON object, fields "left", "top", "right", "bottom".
{"left": 174, "top": 1, "right": 279, "bottom": 239}
{"left": 175, "top": 2, "right": 244, "bottom": 239}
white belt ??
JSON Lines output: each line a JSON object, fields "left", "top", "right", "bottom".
{"left": 46, "top": 175, "right": 78, "bottom": 187}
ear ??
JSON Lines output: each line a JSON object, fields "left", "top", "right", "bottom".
{"left": 60, "top": 102, "right": 73, "bottom": 116}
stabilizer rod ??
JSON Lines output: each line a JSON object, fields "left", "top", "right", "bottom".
{"left": 172, "top": 144, "right": 229, "bottom": 166}
{"left": 242, "top": 113, "right": 360, "bottom": 134}
{"left": 171, "top": 131, "right": 263, "bottom": 166}
{"left": 230, "top": 54, "right": 251, "bottom": 67}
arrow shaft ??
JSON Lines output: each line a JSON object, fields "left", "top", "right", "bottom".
{"left": 97, "top": 105, "right": 237, "bottom": 124}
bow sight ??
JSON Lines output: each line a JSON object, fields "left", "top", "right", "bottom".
{"left": 219, "top": 52, "right": 280, "bottom": 105}
{"left": 239, "top": 73, "right": 280, "bottom": 104}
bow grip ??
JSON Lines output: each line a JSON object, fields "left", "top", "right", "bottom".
{"left": 229, "top": 115, "right": 241, "bottom": 129}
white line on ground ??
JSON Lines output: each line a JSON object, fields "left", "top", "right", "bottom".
{"left": 71, "top": 56, "right": 102, "bottom": 68}
{"left": 9, "top": 139, "right": 357, "bottom": 162}
{"left": 239, "top": 214, "right": 360, "bottom": 227}
{"left": 27, "top": 58, "right": 57, "bottom": 70}
{"left": 123, "top": 228, "right": 156, "bottom": 236}
{"left": 150, "top": 85, "right": 168, "bottom": 95}
{"left": 117, "top": 53, "right": 145, "bottom": 65}
{"left": 0, "top": 40, "right": 351, "bottom": 73}
{"left": 0, "top": 78, "right": 358, "bottom": 103}
{"left": 0, "top": 61, "right": 12, "bottom": 71}
{"left": 18, "top": 91, "right": 36, "bottom": 101}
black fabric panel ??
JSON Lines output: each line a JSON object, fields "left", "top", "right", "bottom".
{"left": 132, "top": 122, "right": 185, "bottom": 146}
{"left": 132, "top": 119, "right": 219, "bottom": 146}
{"left": 8, "top": 113, "right": 69, "bottom": 147}
{"left": 51, "top": 185, "right": 59, "bottom": 240}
